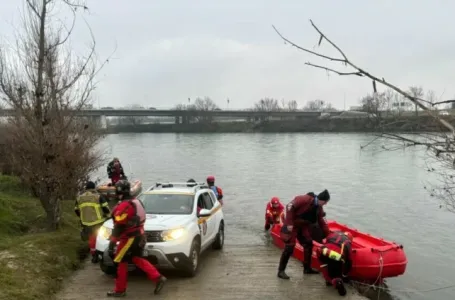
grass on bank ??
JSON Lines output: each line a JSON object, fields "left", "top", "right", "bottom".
{"left": 0, "top": 175, "right": 87, "bottom": 300}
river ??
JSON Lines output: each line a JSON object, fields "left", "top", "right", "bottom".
{"left": 98, "top": 132, "right": 455, "bottom": 300}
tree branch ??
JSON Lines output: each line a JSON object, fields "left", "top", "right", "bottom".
{"left": 272, "top": 19, "right": 455, "bottom": 133}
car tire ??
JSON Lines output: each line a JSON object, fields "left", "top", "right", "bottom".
{"left": 182, "top": 238, "right": 201, "bottom": 277}
{"left": 100, "top": 262, "right": 117, "bottom": 276}
{"left": 212, "top": 221, "right": 224, "bottom": 250}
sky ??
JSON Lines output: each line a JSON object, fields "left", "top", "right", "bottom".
{"left": 0, "top": 0, "right": 454, "bottom": 110}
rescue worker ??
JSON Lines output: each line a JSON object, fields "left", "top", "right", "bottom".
{"left": 277, "top": 189, "right": 331, "bottom": 280}
{"left": 74, "top": 181, "right": 111, "bottom": 263}
{"left": 107, "top": 180, "right": 166, "bottom": 297}
{"left": 318, "top": 231, "right": 354, "bottom": 296}
{"left": 107, "top": 157, "right": 127, "bottom": 185}
{"left": 206, "top": 175, "right": 224, "bottom": 204}
{"left": 264, "top": 197, "right": 284, "bottom": 231}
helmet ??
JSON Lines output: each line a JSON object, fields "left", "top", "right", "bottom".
{"left": 113, "top": 157, "right": 119, "bottom": 162}
{"left": 206, "top": 175, "right": 215, "bottom": 183}
{"left": 270, "top": 197, "right": 280, "bottom": 205}
{"left": 344, "top": 232, "right": 354, "bottom": 242}
{"left": 85, "top": 181, "right": 96, "bottom": 190}
{"left": 115, "top": 180, "right": 131, "bottom": 196}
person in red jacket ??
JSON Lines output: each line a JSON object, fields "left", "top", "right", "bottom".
{"left": 264, "top": 197, "right": 284, "bottom": 230}
{"left": 107, "top": 180, "right": 166, "bottom": 297}
{"left": 207, "top": 175, "right": 224, "bottom": 205}
{"left": 318, "top": 231, "right": 354, "bottom": 296}
{"left": 277, "top": 189, "right": 331, "bottom": 280}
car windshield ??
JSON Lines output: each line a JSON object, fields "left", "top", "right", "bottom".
{"left": 138, "top": 193, "right": 194, "bottom": 215}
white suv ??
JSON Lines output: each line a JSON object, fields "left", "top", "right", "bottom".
{"left": 95, "top": 181, "right": 225, "bottom": 277}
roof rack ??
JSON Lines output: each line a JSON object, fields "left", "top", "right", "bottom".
{"left": 145, "top": 182, "right": 208, "bottom": 192}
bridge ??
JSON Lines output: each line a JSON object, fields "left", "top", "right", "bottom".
{"left": 0, "top": 108, "right": 340, "bottom": 118}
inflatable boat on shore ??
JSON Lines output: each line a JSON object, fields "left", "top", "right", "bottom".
{"left": 271, "top": 221, "right": 407, "bottom": 283}
{"left": 96, "top": 179, "right": 142, "bottom": 200}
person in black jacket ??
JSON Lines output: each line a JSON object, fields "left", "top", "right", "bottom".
{"left": 107, "top": 157, "right": 127, "bottom": 185}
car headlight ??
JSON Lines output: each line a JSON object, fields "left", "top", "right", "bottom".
{"left": 161, "top": 228, "right": 185, "bottom": 241}
{"left": 98, "top": 226, "right": 112, "bottom": 240}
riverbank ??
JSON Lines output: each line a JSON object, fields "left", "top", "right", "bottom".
{"left": 56, "top": 226, "right": 367, "bottom": 300}
{"left": 0, "top": 175, "right": 87, "bottom": 300}
{"left": 105, "top": 115, "right": 453, "bottom": 134}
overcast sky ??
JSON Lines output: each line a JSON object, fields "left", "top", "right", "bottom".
{"left": 0, "top": 0, "right": 454, "bottom": 109}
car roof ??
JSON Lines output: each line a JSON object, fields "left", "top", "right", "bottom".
{"left": 142, "top": 182, "right": 210, "bottom": 196}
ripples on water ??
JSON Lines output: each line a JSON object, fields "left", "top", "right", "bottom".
{"left": 99, "top": 133, "right": 455, "bottom": 300}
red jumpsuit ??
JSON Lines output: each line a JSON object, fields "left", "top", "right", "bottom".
{"left": 110, "top": 197, "right": 161, "bottom": 293}
{"left": 278, "top": 194, "right": 330, "bottom": 272}
{"left": 318, "top": 231, "right": 353, "bottom": 294}
{"left": 264, "top": 201, "right": 284, "bottom": 230}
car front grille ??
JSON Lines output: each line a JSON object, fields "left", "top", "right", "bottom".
{"left": 145, "top": 230, "right": 163, "bottom": 243}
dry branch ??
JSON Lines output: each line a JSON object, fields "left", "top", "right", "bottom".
{"left": 272, "top": 19, "right": 455, "bottom": 212}
{"left": 272, "top": 20, "right": 455, "bottom": 133}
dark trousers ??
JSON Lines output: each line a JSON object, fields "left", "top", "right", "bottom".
{"left": 278, "top": 227, "right": 313, "bottom": 271}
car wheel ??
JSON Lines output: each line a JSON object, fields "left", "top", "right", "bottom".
{"left": 182, "top": 238, "right": 201, "bottom": 277}
{"left": 100, "top": 261, "right": 117, "bottom": 276}
{"left": 212, "top": 222, "right": 224, "bottom": 250}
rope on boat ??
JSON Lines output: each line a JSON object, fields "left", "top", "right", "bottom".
{"left": 352, "top": 280, "right": 455, "bottom": 294}
{"left": 351, "top": 249, "right": 455, "bottom": 297}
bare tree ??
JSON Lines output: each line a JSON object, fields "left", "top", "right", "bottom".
{"left": 303, "top": 99, "right": 335, "bottom": 112}
{"left": 408, "top": 86, "right": 424, "bottom": 116}
{"left": 253, "top": 98, "right": 281, "bottom": 112}
{"left": 272, "top": 20, "right": 455, "bottom": 212}
{"left": 0, "top": 0, "right": 110, "bottom": 229}
{"left": 192, "top": 97, "right": 219, "bottom": 111}
{"left": 282, "top": 100, "right": 298, "bottom": 111}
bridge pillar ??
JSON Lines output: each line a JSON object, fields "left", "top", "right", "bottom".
{"left": 100, "top": 115, "right": 107, "bottom": 129}
{"left": 175, "top": 116, "right": 180, "bottom": 124}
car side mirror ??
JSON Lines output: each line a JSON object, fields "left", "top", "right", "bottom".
{"left": 198, "top": 209, "right": 211, "bottom": 218}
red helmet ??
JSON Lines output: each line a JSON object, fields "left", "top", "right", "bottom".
{"left": 344, "top": 232, "right": 354, "bottom": 242}
{"left": 206, "top": 175, "right": 215, "bottom": 183}
{"left": 270, "top": 197, "right": 280, "bottom": 206}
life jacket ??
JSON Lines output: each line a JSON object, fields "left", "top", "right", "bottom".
{"left": 210, "top": 186, "right": 219, "bottom": 198}
{"left": 266, "top": 202, "right": 284, "bottom": 223}
{"left": 127, "top": 198, "right": 146, "bottom": 228}
{"left": 321, "top": 231, "right": 352, "bottom": 262}
{"left": 297, "top": 196, "right": 320, "bottom": 224}
{"left": 77, "top": 190, "right": 107, "bottom": 226}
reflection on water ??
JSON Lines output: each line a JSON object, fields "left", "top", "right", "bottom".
{"left": 98, "top": 133, "right": 455, "bottom": 300}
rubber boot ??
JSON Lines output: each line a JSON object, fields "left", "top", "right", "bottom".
{"left": 277, "top": 270, "right": 290, "bottom": 279}
{"left": 107, "top": 291, "right": 126, "bottom": 297}
{"left": 333, "top": 278, "right": 347, "bottom": 296}
{"left": 303, "top": 246, "right": 318, "bottom": 274}
{"left": 264, "top": 223, "right": 271, "bottom": 231}
{"left": 91, "top": 255, "right": 99, "bottom": 264}
{"left": 303, "top": 263, "right": 319, "bottom": 274}
{"left": 277, "top": 248, "right": 292, "bottom": 279}
{"left": 154, "top": 276, "right": 167, "bottom": 294}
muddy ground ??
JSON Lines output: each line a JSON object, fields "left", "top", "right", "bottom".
{"left": 56, "top": 228, "right": 366, "bottom": 300}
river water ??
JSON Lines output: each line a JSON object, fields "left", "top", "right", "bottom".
{"left": 99, "top": 133, "right": 455, "bottom": 300}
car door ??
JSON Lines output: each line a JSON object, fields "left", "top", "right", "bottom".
{"left": 201, "top": 192, "right": 216, "bottom": 244}
{"left": 196, "top": 193, "right": 211, "bottom": 248}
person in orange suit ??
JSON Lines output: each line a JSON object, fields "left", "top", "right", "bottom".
{"left": 107, "top": 180, "right": 166, "bottom": 297}
{"left": 318, "top": 231, "right": 354, "bottom": 296}
{"left": 264, "top": 197, "right": 284, "bottom": 230}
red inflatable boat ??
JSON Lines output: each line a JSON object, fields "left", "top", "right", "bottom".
{"left": 271, "top": 221, "right": 407, "bottom": 283}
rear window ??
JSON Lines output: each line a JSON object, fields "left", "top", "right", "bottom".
{"left": 138, "top": 193, "right": 194, "bottom": 215}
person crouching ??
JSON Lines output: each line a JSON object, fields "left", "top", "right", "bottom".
{"left": 318, "top": 231, "right": 354, "bottom": 296}
{"left": 264, "top": 197, "right": 284, "bottom": 230}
